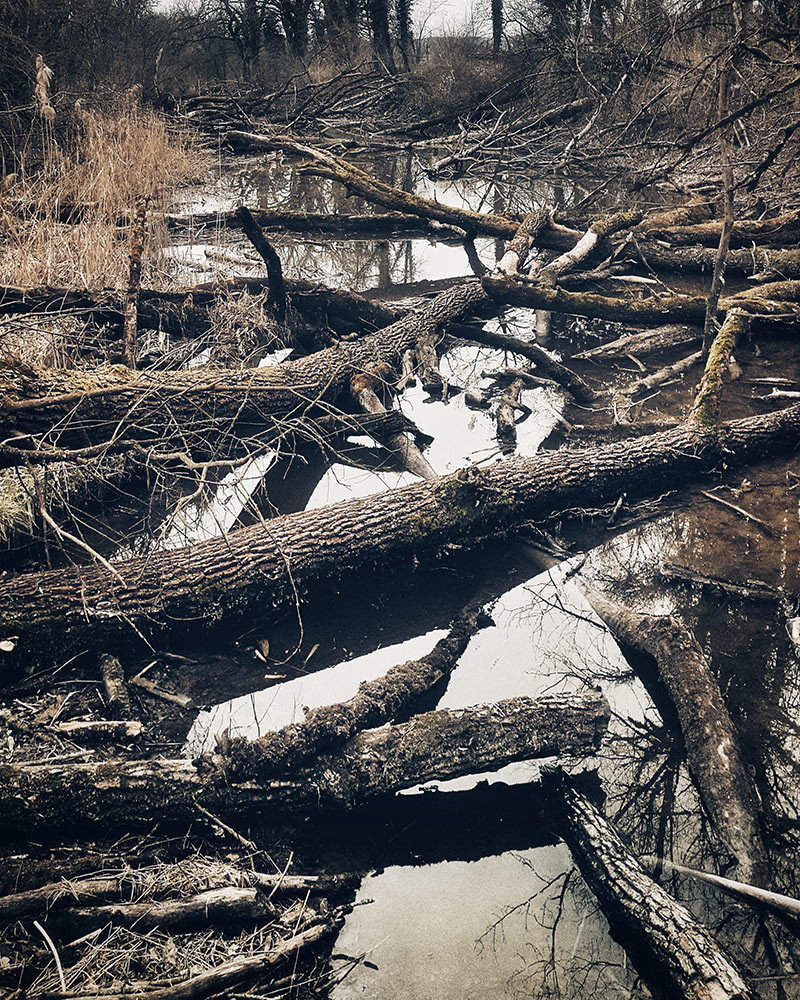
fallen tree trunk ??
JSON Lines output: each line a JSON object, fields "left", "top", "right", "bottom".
{"left": 581, "top": 585, "right": 767, "bottom": 884}
{"left": 206, "top": 602, "right": 490, "bottom": 781}
{"left": 640, "top": 209, "right": 800, "bottom": 249}
{"left": 0, "top": 279, "right": 399, "bottom": 343}
{"left": 548, "top": 774, "right": 754, "bottom": 1000}
{"left": 0, "top": 281, "right": 487, "bottom": 468}
{"left": 482, "top": 274, "right": 800, "bottom": 328}
{"left": 0, "top": 693, "right": 608, "bottom": 835}
{"left": 0, "top": 867, "right": 347, "bottom": 922}
{"left": 1, "top": 404, "right": 800, "bottom": 675}
{"left": 165, "top": 207, "right": 463, "bottom": 239}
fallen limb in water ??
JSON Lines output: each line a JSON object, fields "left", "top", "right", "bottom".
{"left": 0, "top": 693, "right": 608, "bottom": 835}
{"left": 548, "top": 774, "right": 753, "bottom": 1000}
{"left": 1, "top": 403, "right": 800, "bottom": 675}
{"left": 642, "top": 856, "right": 800, "bottom": 921}
{"left": 579, "top": 583, "right": 767, "bottom": 884}
{"left": 204, "top": 601, "right": 491, "bottom": 781}
{"left": 483, "top": 275, "right": 800, "bottom": 329}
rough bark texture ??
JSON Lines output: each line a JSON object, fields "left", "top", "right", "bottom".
{"left": 0, "top": 693, "right": 609, "bottom": 835}
{"left": 209, "top": 602, "right": 491, "bottom": 780}
{"left": 550, "top": 776, "right": 754, "bottom": 1000}
{"left": 483, "top": 275, "right": 800, "bottom": 328}
{"left": 583, "top": 587, "right": 767, "bottom": 884}
{"left": 1, "top": 403, "right": 800, "bottom": 675}
{"left": 42, "top": 886, "right": 276, "bottom": 937}
{"left": 577, "top": 324, "right": 700, "bottom": 361}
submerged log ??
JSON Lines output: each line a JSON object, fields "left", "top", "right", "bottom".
{"left": 549, "top": 775, "right": 753, "bottom": 1000}
{"left": 0, "top": 693, "right": 609, "bottom": 835}
{"left": 577, "top": 324, "right": 700, "bottom": 361}
{"left": 1, "top": 404, "right": 800, "bottom": 675}
{"left": 581, "top": 585, "right": 767, "bottom": 884}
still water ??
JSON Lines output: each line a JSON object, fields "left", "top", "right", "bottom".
{"left": 170, "top": 152, "right": 800, "bottom": 998}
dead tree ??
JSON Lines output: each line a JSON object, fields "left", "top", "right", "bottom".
{"left": 548, "top": 774, "right": 754, "bottom": 1000}
{"left": 0, "top": 403, "right": 799, "bottom": 678}
{"left": 0, "top": 693, "right": 608, "bottom": 835}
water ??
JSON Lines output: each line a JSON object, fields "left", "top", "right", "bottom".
{"left": 164, "top": 151, "right": 800, "bottom": 998}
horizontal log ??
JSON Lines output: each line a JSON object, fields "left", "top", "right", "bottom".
{"left": 0, "top": 693, "right": 609, "bottom": 836}
{"left": 483, "top": 275, "right": 800, "bottom": 328}
{"left": 642, "top": 209, "right": 800, "bottom": 248}
{"left": 1, "top": 403, "right": 800, "bottom": 674}
{"left": 165, "top": 207, "right": 463, "bottom": 239}
{"left": 0, "top": 281, "right": 487, "bottom": 468}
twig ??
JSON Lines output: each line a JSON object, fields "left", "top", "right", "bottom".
{"left": 194, "top": 802, "right": 258, "bottom": 851}
{"left": 700, "top": 490, "right": 774, "bottom": 536}
{"left": 33, "top": 919, "right": 67, "bottom": 993}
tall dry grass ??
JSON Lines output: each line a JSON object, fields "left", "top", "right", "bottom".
{"left": 0, "top": 85, "right": 203, "bottom": 291}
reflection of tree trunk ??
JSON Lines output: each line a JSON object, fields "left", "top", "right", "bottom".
{"left": 548, "top": 774, "right": 754, "bottom": 1000}
{"left": 0, "top": 694, "right": 609, "bottom": 835}
{"left": 1, "top": 402, "right": 799, "bottom": 675}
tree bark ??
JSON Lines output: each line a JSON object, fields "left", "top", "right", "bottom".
{"left": 0, "top": 281, "right": 487, "bottom": 468}
{"left": 483, "top": 275, "right": 800, "bottom": 328}
{"left": 580, "top": 585, "right": 767, "bottom": 884}
{"left": 689, "top": 311, "right": 749, "bottom": 428}
{"left": 1, "top": 404, "right": 800, "bottom": 675}
{"left": 548, "top": 775, "right": 754, "bottom": 1000}
{"left": 206, "top": 602, "right": 490, "bottom": 781}
{"left": 0, "top": 693, "right": 609, "bottom": 835}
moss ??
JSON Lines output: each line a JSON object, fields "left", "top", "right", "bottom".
{"left": 410, "top": 466, "right": 518, "bottom": 542}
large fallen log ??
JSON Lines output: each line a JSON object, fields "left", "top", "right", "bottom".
{"left": 1, "top": 403, "right": 799, "bottom": 676}
{"left": 640, "top": 209, "right": 800, "bottom": 248}
{"left": 482, "top": 275, "right": 800, "bottom": 328}
{"left": 208, "top": 601, "right": 491, "bottom": 780}
{"left": 579, "top": 585, "right": 767, "bottom": 885}
{"left": 0, "top": 693, "right": 608, "bottom": 835}
{"left": 0, "top": 279, "right": 399, "bottom": 342}
{"left": 548, "top": 774, "right": 754, "bottom": 1000}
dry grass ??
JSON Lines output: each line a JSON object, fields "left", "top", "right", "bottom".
{"left": 0, "top": 91, "right": 203, "bottom": 291}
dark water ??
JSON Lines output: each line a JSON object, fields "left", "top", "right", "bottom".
{"left": 166, "top": 154, "right": 800, "bottom": 998}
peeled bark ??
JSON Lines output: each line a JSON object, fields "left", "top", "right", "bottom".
{"left": 1, "top": 404, "right": 799, "bottom": 676}
{"left": 549, "top": 775, "right": 753, "bottom": 1000}
{"left": 0, "top": 693, "right": 609, "bottom": 835}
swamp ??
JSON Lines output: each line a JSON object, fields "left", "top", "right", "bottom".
{"left": 1, "top": 0, "right": 800, "bottom": 997}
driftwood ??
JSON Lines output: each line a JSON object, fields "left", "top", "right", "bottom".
{"left": 1, "top": 403, "right": 799, "bottom": 675}
{"left": 0, "top": 693, "right": 608, "bottom": 835}
{"left": 548, "top": 775, "right": 753, "bottom": 1000}
{"left": 581, "top": 584, "right": 767, "bottom": 884}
